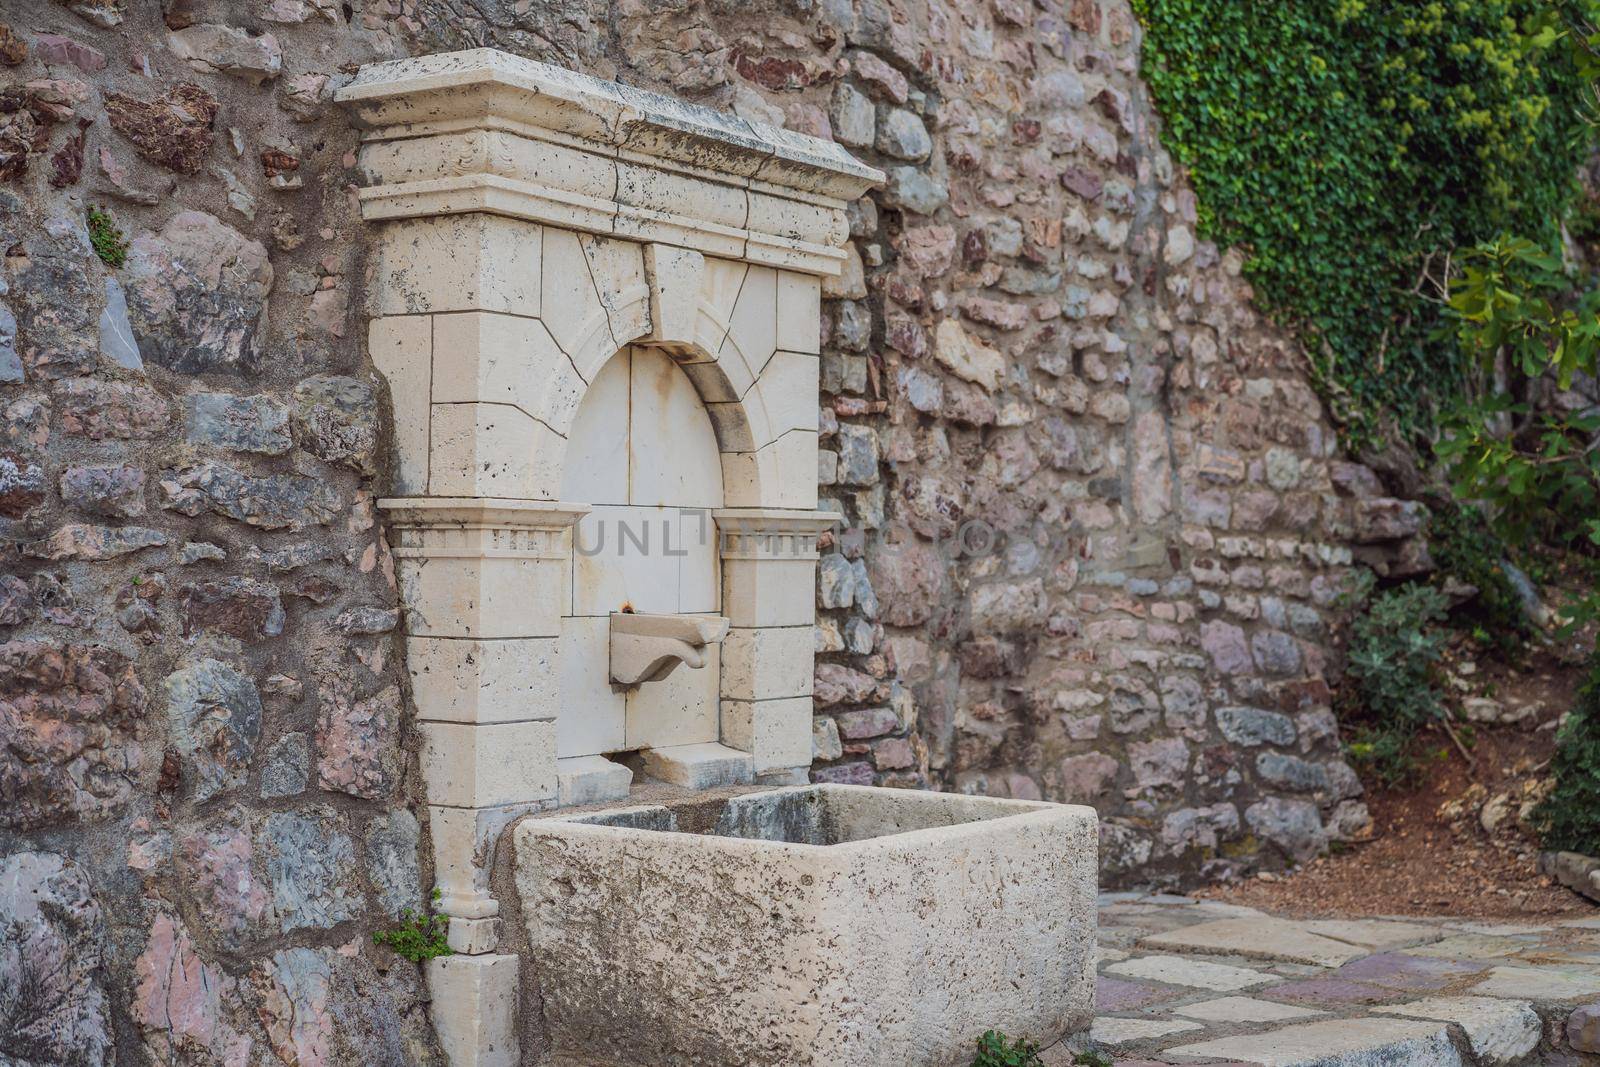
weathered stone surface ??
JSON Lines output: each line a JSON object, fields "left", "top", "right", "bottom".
{"left": 59, "top": 463, "right": 145, "bottom": 518}
{"left": 260, "top": 732, "right": 310, "bottom": 799}
{"left": 261, "top": 809, "right": 361, "bottom": 931}
{"left": 178, "top": 815, "right": 271, "bottom": 949}
{"left": 316, "top": 682, "right": 400, "bottom": 799}
{"left": 0, "top": 641, "right": 148, "bottom": 830}
{"left": 160, "top": 461, "right": 339, "bottom": 529}
{"left": 366, "top": 807, "right": 422, "bottom": 918}
{"left": 291, "top": 375, "right": 379, "bottom": 473}
{"left": 179, "top": 576, "right": 285, "bottom": 640}
{"left": 184, "top": 392, "right": 292, "bottom": 454}
{"left": 1375, "top": 996, "right": 1539, "bottom": 1064}
{"left": 54, "top": 377, "right": 169, "bottom": 438}
{"left": 21, "top": 523, "right": 168, "bottom": 561}
{"left": 1567, "top": 1001, "right": 1600, "bottom": 1053}
{"left": 1166, "top": 1017, "right": 1461, "bottom": 1067}
{"left": 163, "top": 658, "right": 262, "bottom": 802}
{"left": 1246, "top": 796, "right": 1327, "bottom": 862}
{"left": 168, "top": 24, "right": 282, "bottom": 83}
{"left": 131, "top": 910, "right": 254, "bottom": 1064}
{"left": 1105, "top": 954, "right": 1273, "bottom": 992}
{"left": 123, "top": 211, "right": 273, "bottom": 374}
{"left": 105, "top": 83, "right": 217, "bottom": 173}
{"left": 1352, "top": 498, "right": 1428, "bottom": 543}
{"left": 1216, "top": 705, "right": 1296, "bottom": 748}
{"left": 0, "top": 449, "right": 46, "bottom": 517}
{"left": 0, "top": 852, "right": 114, "bottom": 1065}
{"left": 258, "top": 947, "right": 335, "bottom": 1067}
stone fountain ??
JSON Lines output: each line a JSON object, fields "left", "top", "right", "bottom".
{"left": 338, "top": 49, "right": 1096, "bottom": 1067}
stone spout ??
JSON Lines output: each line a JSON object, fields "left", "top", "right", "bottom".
{"left": 610, "top": 612, "right": 730, "bottom": 687}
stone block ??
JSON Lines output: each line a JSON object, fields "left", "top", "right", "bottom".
{"left": 721, "top": 557, "right": 818, "bottom": 627}
{"left": 555, "top": 755, "right": 633, "bottom": 807}
{"left": 396, "top": 555, "right": 566, "bottom": 640}
{"left": 721, "top": 625, "right": 815, "bottom": 700}
{"left": 516, "top": 786, "right": 1096, "bottom": 1067}
{"left": 408, "top": 636, "right": 558, "bottom": 724}
{"left": 419, "top": 720, "right": 556, "bottom": 808}
{"left": 427, "top": 953, "right": 520, "bottom": 1067}
{"left": 640, "top": 742, "right": 754, "bottom": 789}
{"left": 721, "top": 696, "right": 813, "bottom": 772}
{"left": 372, "top": 214, "right": 541, "bottom": 318}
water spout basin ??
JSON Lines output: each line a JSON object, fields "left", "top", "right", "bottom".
{"left": 513, "top": 784, "right": 1097, "bottom": 1067}
{"left": 609, "top": 611, "right": 729, "bottom": 686}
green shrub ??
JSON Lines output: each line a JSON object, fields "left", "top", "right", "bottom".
{"left": 372, "top": 890, "right": 452, "bottom": 963}
{"left": 1535, "top": 652, "right": 1600, "bottom": 854}
{"left": 971, "top": 1031, "right": 1043, "bottom": 1067}
{"left": 1131, "top": 0, "right": 1594, "bottom": 447}
{"left": 86, "top": 206, "right": 128, "bottom": 268}
{"left": 1427, "top": 500, "right": 1534, "bottom": 655}
{"left": 1343, "top": 578, "right": 1452, "bottom": 784}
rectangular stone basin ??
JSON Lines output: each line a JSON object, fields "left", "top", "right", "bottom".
{"left": 513, "top": 784, "right": 1097, "bottom": 1067}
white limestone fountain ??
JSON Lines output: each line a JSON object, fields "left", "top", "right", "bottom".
{"left": 339, "top": 50, "right": 1096, "bottom": 1067}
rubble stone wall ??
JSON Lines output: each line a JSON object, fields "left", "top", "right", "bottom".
{"left": 0, "top": 0, "right": 1423, "bottom": 1061}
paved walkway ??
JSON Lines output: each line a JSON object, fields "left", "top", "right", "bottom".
{"left": 1047, "top": 894, "right": 1600, "bottom": 1065}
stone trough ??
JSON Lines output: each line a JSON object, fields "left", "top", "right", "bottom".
{"left": 515, "top": 784, "right": 1098, "bottom": 1067}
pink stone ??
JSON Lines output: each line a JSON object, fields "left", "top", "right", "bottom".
{"left": 133, "top": 912, "right": 253, "bottom": 1065}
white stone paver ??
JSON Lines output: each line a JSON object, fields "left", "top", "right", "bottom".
{"left": 1470, "top": 963, "right": 1600, "bottom": 1000}
{"left": 1105, "top": 954, "right": 1275, "bottom": 992}
{"left": 1406, "top": 933, "right": 1534, "bottom": 961}
{"left": 1163, "top": 1017, "right": 1463, "bottom": 1067}
{"left": 1173, "top": 996, "right": 1328, "bottom": 1025}
{"left": 1302, "top": 919, "right": 1443, "bottom": 951}
{"left": 1142, "top": 916, "right": 1370, "bottom": 967}
{"left": 1374, "top": 995, "right": 1540, "bottom": 1065}
{"left": 1089, "top": 1017, "right": 1203, "bottom": 1046}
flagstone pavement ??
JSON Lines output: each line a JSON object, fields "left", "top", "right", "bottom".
{"left": 1045, "top": 893, "right": 1600, "bottom": 1065}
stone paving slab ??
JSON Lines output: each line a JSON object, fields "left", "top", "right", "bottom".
{"left": 1059, "top": 893, "right": 1600, "bottom": 1066}
{"left": 1372, "top": 996, "right": 1541, "bottom": 1064}
{"left": 1162, "top": 1017, "right": 1463, "bottom": 1066}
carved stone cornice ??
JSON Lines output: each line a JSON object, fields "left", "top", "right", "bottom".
{"left": 713, "top": 508, "right": 842, "bottom": 561}
{"left": 381, "top": 496, "right": 587, "bottom": 561}
{"left": 336, "top": 50, "right": 883, "bottom": 278}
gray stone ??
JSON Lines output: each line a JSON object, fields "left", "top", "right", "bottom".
{"left": 261, "top": 809, "right": 361, "bottom": 932}
{"left": 1245, "top": 796, "right": 1326, "bottom": 862}
{"left": 1567, "top": 1000, "right": 1600, "bottom": 1053}
{"left": 1251, "top": 630, "right": 1302, "bottom": 675}
{"left": 168, "top": 24, "right": 283, "bottom": 84}
{"left": 876, "top": 107, "right": 931, "bottom": 161}
{"left": 291, "top": 375, "right": 379, "bottom": 474}
{"left": 818, "top": 552, "right": 855, "bottom": 609}
{"left": 0, "top": 302, "right": 19, "bottom": 383}
{"left": 163, "top": 658, "right": 263, "bottom": 803}
{"left": 123, "top": 211, "right": 274, "bottom": 375}
{"left": 1129, "top": 737, "right": 1189, "bottom": 791}
{"left": 180, "top": 541, "right": 227, "bottom": 564}
{"left": 0, "top": 852, "right": 113, "bottom": 1066}
{"left": 160, "top": 461, "right": 340, "bottom": 530}
{"left": 1105, "top": 954, "right": 1272, "bottom": 992}
{"left": 835, "top": 424, "right": 879, "bottom": 486}
{"left": 184, "top": 392, "right": 292, "bottom": 454}
{"left": 830, "top": 83, "right": 875, "bottom": 148}
{"left": 259, "top": 732, "right": 309, "bottom": 799}
{"left": 884, "top": 165, "right": 949, "bottom": 215}
{"left": 59, "top": 464, "right": 145, "bottom": 518}
{"left": 336, "top": 606, "right": 399, "bottom": 635}
{"left": 1257, "top": 752, "right": 1331, "bottom": 793}
{"left": 812, "top": 716, "right": 843, "bottom": 761}
{"left": 365, "top": 808, "right": 422, "bottom": 918}
{"left": 96, "top": 277, "right": 142, "bottom": 371}
{"left": 1216, "top": 705, "right": 1297, "bottom": 748}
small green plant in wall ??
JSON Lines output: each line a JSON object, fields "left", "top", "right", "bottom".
{"left": 371, "top": 888, "right": 453, "bottom": 963}
{"left": 970, "top": 1030, "right": 1046, "bottom": 1067}
{"left": 86, "top": 206, "right": 128, "bottom": 268}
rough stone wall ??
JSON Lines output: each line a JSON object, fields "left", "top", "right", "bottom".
{"left": 0, "top": 0, "right": 1428, "bottom": 1061}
